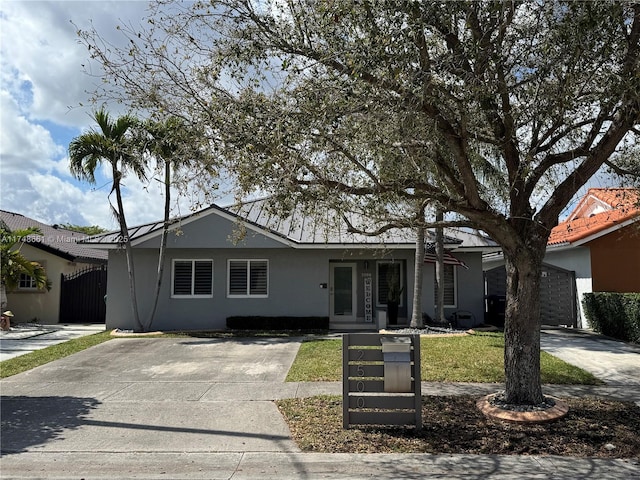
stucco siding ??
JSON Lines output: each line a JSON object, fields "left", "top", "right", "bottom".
{"left": 135, "top": 212, "right": 288, "bottom": 250}
{"left": 105, "top": 248, "right": 419, "bottom": 331}
{"left": 586, "top": 226, "right": 640, "bottom": 293}
{"left": 420, "top": 252, "right": 484, "bottom": 326}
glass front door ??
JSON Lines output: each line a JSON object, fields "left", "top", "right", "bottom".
{"left": 330, "top": 263, "right": 357, "bottom": 322}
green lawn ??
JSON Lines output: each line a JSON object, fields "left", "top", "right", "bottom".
{"left": 286, "top": 332, "right": 601, "bottom": 384}
{"left": 1, "top": 330, "right": 601, "bottom": 385}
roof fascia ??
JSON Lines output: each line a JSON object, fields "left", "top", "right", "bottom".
{"left": 20, "top": 242, "right": 77, "bottom": 262}
{"left": 572, "top": 215, "right": 639, "bottom": 246}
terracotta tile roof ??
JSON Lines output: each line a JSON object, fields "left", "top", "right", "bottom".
{"left": 548, "top": 188, "right": 640, "bottom": 245}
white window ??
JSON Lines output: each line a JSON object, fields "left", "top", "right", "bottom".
{"left": 377, "top": 261, "right": 403, "bottom": 306}
{"left": 434, "top": 263, "right": 457, "bottom": 308}
{"left": 18, "top": 273, "right": 38, "bottom": 290}
{"left": 172, "top": 259, "right": 213, "bottom": 298}
{"left": 227, "top": 260, "right": 268, "bottom": 297}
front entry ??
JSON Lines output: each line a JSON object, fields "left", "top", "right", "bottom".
{"left": 330, "top": 263, "right": 357, "bottom": 323}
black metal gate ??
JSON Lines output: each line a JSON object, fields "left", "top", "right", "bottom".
{"left": 59, "top": 265, "right": 107, "bottom": 323}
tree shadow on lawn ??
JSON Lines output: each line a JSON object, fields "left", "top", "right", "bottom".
{"left": 1, "top": 396, "right": 101, "bottom": 454}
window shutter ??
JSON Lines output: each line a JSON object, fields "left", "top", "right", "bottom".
{"left": 434, "top": 264, "right": 456, "bottom": 306}
{"left": 173, "top": 261, "right": 193, "bottom": 295}
{"left": 229, "top": 261, "right": 248, "bottom": 295}
{"left": 249, "top": 261, "right": 268, "bottom": 295}
{"left": 194, "top": 261, "right": 213, "bottom": 295}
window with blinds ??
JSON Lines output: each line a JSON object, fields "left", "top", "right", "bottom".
{"left": 228, "top": 260, "right": 268, "bottom": 297}
{"left": 172, "top": 259, "right": 213, "bottom": 297}
{"left": 434, "top": 263, "right": 457, "bottom": 307}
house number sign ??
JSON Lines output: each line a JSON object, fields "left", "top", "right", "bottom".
{"left": 363, "top": 273, "right": 373, "bottom": 323}
{"left": 342, "top": 333, "right": 422, "bottom": 430}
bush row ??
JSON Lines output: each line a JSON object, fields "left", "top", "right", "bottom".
{"left": 226, "top": 316, "right": 329, "bottom": 330}
{"left": 582, "top": 293, "right": 640, "bottom": 344}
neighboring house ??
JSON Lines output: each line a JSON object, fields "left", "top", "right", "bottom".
{"left": 484, "top": 188, "right": 640, "bottom": 328}
{"left": 1, "top": 210, "right": 108, "bottom": 324}
{"left": 82, "top": 199, "right": 498, "bottom": 332}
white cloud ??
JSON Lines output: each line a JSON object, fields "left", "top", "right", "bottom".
{"left": 0, "top": 90, "right": 64, "bottom": 174}
{"left": 1, "top": 1, "right": 149, "bottom": 127}
{"left": 0, "top": 1, "right": 175, "bottom": 230}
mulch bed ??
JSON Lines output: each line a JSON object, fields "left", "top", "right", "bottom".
{"left": 277, "top": 395, "right": 640, "bottom": 458}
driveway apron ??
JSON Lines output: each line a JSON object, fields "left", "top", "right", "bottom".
{"left": 540, "top": 328, "right": 640, "bottom": 386}
{"left": 1, "top": 337, "right": 303, "bottom": 455}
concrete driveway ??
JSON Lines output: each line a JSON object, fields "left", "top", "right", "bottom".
{"left": 2, "top": 332, "right": 639, "bottom": 478}
{"left": 540, "top": 328, "right": 640, "bottom": 386}
{"left": 1, "top": 337, "right": 304, "bottom": 456}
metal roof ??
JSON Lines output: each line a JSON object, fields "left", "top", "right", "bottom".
{"left": 80, "top": 198, "right": 498, "bottom": 250}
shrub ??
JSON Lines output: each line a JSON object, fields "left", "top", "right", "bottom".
{"left": 582, "top": 293, "right": 640, "bottom": 344}
{"left": 226, "top": 316, "right": 329, "bottom": 330}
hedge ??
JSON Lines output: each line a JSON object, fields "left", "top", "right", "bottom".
{"left": 582, "top": 293, "right": 640, "bottom": 344}
{"left": 226, "top": 316, "right": 329, "bottom": 330}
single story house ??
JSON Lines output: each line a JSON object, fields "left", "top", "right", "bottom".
{"left": 1, "top": 210, "right": 108, "bottom": 324}
{"left": 484, "top": 188, "right": 640, "bottom": 328}
{"left": 82, "top": 199, "right": 498, "bottom": 331}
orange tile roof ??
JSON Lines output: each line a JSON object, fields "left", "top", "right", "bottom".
{"left": 548, "top": 188, "right": 640, "bottom": 245}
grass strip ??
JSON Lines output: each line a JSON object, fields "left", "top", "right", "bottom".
{"left": 286, "top": 332, "right": 601, "bottom": 385}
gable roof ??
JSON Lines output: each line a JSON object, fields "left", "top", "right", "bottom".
{"left": 548, "top": 188, "right": 640, "bottom": 246}
{"left": 0, "top": 210, "right": 107, "bottom": 263}
{"left": 81, "top": 198, "right": 498, "bottom": 251}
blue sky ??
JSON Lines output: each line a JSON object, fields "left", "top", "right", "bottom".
{"left": 0, "top": 0, "right": 208, "bottom": 230}
{"left": 0, "top": 1, "right": 626, "bottom": 231}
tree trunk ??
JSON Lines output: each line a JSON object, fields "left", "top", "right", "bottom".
{"left": 410, "top": 224, "right": 425, "bottom": 328}
{"left": 144, "top": 161, "right": 171, "bottom": 332}
{"left": 435, "top": 210, "right": 445, "bottom": 324}
{"left": 503, "top": 248, "right": 545, "bottom": 405}
{"left": 112, "top": 167, "right": 143, "bottom": 332}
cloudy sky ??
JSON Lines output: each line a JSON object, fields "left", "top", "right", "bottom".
{"left": 0, "top": 1, "right": 627, "bottom": 232}
{"left": 0, "top": 0, "right": 216, "bottom": 231}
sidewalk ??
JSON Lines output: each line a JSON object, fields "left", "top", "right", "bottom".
{"left": 0, "top": 323, "right": 105, "bottom": 361}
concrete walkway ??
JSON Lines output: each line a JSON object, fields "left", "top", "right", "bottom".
{"left": 1, "top": 331, "right": 639, "bottom": 478}
{"left": 0, "top": 323, "right": 106, "bottom": 361}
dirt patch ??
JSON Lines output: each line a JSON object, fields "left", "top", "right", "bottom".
{"left": 277, "top": 395, "right": 640, "bottom": 458}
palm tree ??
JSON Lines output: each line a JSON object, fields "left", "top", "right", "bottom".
{"left": 136, "top": 116, "right": 216, "bottom": 331}
{"left": 1, "top": 226, "right": 50, "bottom": 316}
{"left": 69, "top": 108, "right": 147, "bottom": 331}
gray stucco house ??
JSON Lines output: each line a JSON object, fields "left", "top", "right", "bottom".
{"left": 83, "top": 199, "right": 497, "bottom": 331}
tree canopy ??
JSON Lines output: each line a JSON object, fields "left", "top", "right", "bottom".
{"left": 78, "top": 0, "right": 640, "bottom": 404}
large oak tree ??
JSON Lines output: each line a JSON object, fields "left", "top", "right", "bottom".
{"left": 79, "top": 0, "right": 640, "bottom": 404}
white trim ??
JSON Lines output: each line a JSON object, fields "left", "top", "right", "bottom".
{"left": 329, "top": 262, "right": 358, "bottom": 322}
{"left": 171, "top": 259, "right": 213, "bottom": 298}
{"left": 226, "top": 259, "right": 269, "bottom": 298}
